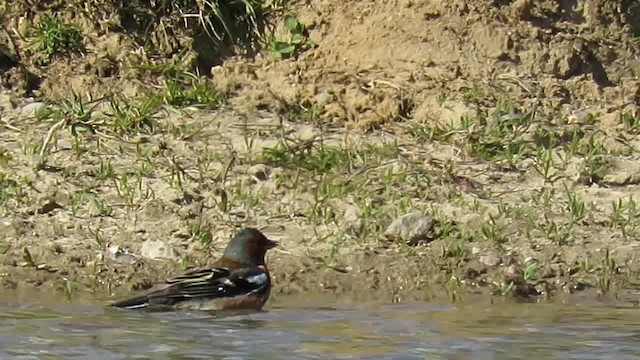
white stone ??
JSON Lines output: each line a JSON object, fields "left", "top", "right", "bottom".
{"left": 140, "top": 239, "right": 180, "bottom": 261}
{"left": 20, "top": 102, "right": 48, "bottom": 118}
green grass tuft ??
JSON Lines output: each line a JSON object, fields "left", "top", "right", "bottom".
{"left": 32, "top": 14, "right": 84, "bottom": 58}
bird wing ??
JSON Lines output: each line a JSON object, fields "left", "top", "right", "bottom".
{"left": 164, "top": 267, "right": 229, "bottom": 285}
{"left": 110, "top": 266, "right": 270, "bottom": 309}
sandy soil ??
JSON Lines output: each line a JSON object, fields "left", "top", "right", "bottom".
{"left": 1, "top": 0, "right": 640, "bottom": 306}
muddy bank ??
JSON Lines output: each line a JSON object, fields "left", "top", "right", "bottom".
{"left": 1, "top": 0, "right": 640, "bottom": 305}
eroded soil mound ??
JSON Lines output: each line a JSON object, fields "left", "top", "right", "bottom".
{"left": 216, "top": 0, "right": 640, "bottom": 129}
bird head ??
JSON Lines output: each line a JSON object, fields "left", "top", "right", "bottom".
{"left": 222, "top": 228, "right": 278, "bottom": 266}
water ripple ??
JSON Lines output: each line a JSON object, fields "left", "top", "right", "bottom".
{"left": 0, "top": 300, "right": 640, "bottom": 359}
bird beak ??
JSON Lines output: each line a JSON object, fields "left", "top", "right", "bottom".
{"left": 266, "top": 239, "right": 278, "bottom": 249}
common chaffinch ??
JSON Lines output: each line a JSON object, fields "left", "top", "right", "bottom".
{"left": 110, "top": 228, "right": 278, "bottom": 311}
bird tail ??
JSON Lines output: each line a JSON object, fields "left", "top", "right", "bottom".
{"left": 110, "top": 294, "right": 151, "bottom": 310}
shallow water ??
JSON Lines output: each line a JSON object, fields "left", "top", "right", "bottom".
{"left": 1, "top": 297, "right": 640, "bottom": 359}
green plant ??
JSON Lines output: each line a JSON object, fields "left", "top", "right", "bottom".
{"left": 577, "top": 135, "right": 609, "bottom": 184}
{"left": 491, "top": 281, "right": 515, "bottom": 297}
{"left": 60, "top": 278, "right": 77, "bottom": 301}
{"left": 564, "top": 184, "right": 585, "bottom": 223}
{"left": 193, "top": 0, "right": 268, "bottom": 44}
{"left": 268, "top": 15, "right": 316, "bottom": 59}
{"left": 0, "top": 174, "right": 23, "bottom": 207}
{"left": 70, "top": 191, "right": 88, "bottom": 216}
{"left": 88, "top": 227, "right": 105, "bottom": 249}
{"left": 533, "top": 148, "right": 560, "bottom": 182}
{"left": 608, "top": 197, "right": 640, "bottom": 239}
{"left": 91, "top": 197, "right": 113, "bottom": 217}
{"left": 620, "top": 110, "right": 640, "bottom": 133}
{"left": 260, "top": 137, "right": 348, "bottom": 173}
{"left": 539, "top": 214, "right": 573, "bottom": 245}
{"left": 97, "top": 160, "right": 115, "bottom": 180}
{"left": 480, "top": 215, "right": 506, "bottom": 244}
{"left": 597, "top": 248, "right": 618, "bottom": 295}
{"left": 163, "top": 74, "right": 225, "bottom": 109}
{"left": 59, "top": 93, "right": 98, "bottom": 125}
{"left": 32, "top": 14, "right": 83, "bottom": 58}
{"left": 190, "top": 220, "right": 213, "bottom": 246}
{"left": 462, "top": 84, "right": 484, "bottom": 104}
{"left": 106, "top": 95, "right": 160, "bottom": 135}
{"left": 439, "top": 242, "right": 467, "bottom": 262}
{"left": 523, "top": 261, "right": 539, "bottom": 281}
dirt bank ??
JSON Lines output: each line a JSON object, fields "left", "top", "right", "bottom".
{"left": 1, "top": 0, "right": 640, "bottom": 306}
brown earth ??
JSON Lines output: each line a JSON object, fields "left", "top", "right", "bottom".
{"left": 1, "top": 0, "right": 640, "bottom": 308}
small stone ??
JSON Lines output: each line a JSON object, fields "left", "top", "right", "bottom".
{"left": 20, "top": 102, "right": 48, "bottom": 118}
{"left": 177, "top": 202, "right": 203, "bottom": 220}
{"left": 249, "top": 164, "right": 269, "bottom": 181}
{"left": 503, "top": 264, "right": 522, "bottom": 281}
{"left": 603, "top": 171, "right": 640, "bottom": 186}
{"left": 141, "top": 199, "right": 166, "bottom": 218}
{"left": 384, "top": 211, "right": 435, "bottom": 245}
{"left": 479, "top": 251, "right": 502, "bottom": 267}
{"left": 471, "top": 246, "right": 481, "bottom": 255}
{"left": 342, "top": 205, "right": 363, "bottom": 235}
{"left": 567, "top": 109, "right": 592, "bottom": 124}
{"left": 0, "top": 217, "right": 12, "bottom": 232}
{"left": 314, "top": 92, "right": 332, "bottom": 106}
{"left": 140, "top": 239, "right": 180, "bottom": 261}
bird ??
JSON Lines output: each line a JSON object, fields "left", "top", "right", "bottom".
{"left": 110, "top": 228, "right": 278, "bottom": 311}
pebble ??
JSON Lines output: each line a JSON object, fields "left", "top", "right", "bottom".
{"left": 503, "top": 264, "right": 522, "bottom": 280}
{"left": 20, "top": 102, "right": 48, "bottom": 118}
{"left": 479, "top": 251, "right": 502, "bottom": 267}
{"left": 342, "top": 205, "right": 363, "bottom": 235}
{"left": 0, "top": 217, "right": 15, "bottom": 238}
{"left": 314, "top": 92, "right": 333, "bottom": 106}
{"left": 140, "top": 239, "right": 180, "bottom": 261}
{"left": 603, "top": 171, "right": 639, "bottom": 186}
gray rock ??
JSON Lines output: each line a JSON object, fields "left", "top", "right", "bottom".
{"left": 479, "top": 251, "right": 502, "bottom": 267}
{"left": 20, "top": 102, "right": 48, "bottom": 118}
{"left": 342, "top": 205, "right": 363, "bottom": 235}
{"left": 140, "top": 239, "right": 180, "bottom": 261}
{"left": 314, "top": 92, "right": 333, "bottom": 106}
{"left": 603, "top": 171, "right": 640, "bottom": 186}
{"left": 567, "top": 109, "right": 592, "bottom": 124}
{"left": 0, "top": 217, "right": 14, "bottom": 237}
{"left": 384, "top": 211, "right": 434, "bottom": 245}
